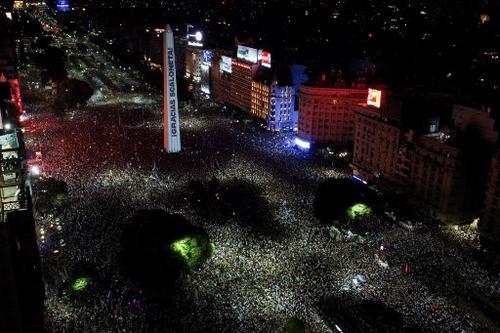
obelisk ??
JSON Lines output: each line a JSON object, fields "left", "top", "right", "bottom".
{"left": 163, "top": 24, "right": 181, "bottom": 153}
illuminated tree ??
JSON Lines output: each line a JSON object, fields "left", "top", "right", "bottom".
{"left": 314, "top": 178, "right": 377, "bottom": 223}
{"left": 121, "top": 210, "right": 213, "bottom": 287}
{"left": 71, "top": 277, "right": 91, "bottom": 292}
{"left": 170, "top": 235, "right": 214, "bottom": 267}
{"left": 346, "top": 203, "right": 372, "bottom": 220}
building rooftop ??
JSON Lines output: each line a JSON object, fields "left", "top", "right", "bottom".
{"left": 253, "top": 66, "right": 293, "bottom": 87}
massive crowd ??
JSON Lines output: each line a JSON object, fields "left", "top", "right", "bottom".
{"left": 19, "top": 11, "right": 500, "bottom": 333}
{"left": 24, "top": 95, "right": 500, "bottom": 332}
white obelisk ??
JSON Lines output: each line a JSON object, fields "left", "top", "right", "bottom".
{"left": 163, "top": 24, "right": 181, "bottom": 153}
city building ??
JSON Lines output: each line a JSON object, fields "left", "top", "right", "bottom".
{"left": 482, "top": 150, "right": 500, "bottom": 248}
{"left": 185, "top": 45, "right": 203, "bottom": 82}
{"left": 229, "top": 57, "right": 259, "bottom": 112}
{"left": 184, "top": 26, "right": 205, "bottom": 82}
{"left": 210, "top": 53, "right": 232, "bottom": 103}
{"left": 408, "top": 105, "right": 497, "bottom": 222}
{"left": 297, "top": 79, "right": 366, "bottom": 146}
{"left": 353, "top": 88, "right": 498, "bottom": 223}
{"left": 407, "top": 132, "right": 468, "bottom": 222}
{"left": 0, "top": 20, "right": 44, "bottom": 333}
{"left": 251, "top": 75, "right": 296, "bottom": 131}
{"left": 0, "top": 31, "right": 22, "bottom": 118}
{"left": 352, "top": 90, "right": 401, "bottom": 183}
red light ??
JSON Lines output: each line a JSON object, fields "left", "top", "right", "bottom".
{"left": 232, "top": 61, "right": 251, "bottom": 70}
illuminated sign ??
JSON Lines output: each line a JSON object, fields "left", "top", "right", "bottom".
{"left": 186, "top": 31, "right": 202, "bottom": 42}
{"left": 202, "top": 50, "right": 212, "bottom": 65}
{"left": 261, "top": 51, "right": 271, "bottom": 68}
{"left": 163, "top": 25, "right": 181, "bottom": 153}
{"left": 188, "top": 41, "right": 203, "bottom": 47}
{"left": 200, "top": 63, "right": 210, "bottom": 94}
{"left": 367, "top": 88, "right": 382, "bottom": 108}
{"left": 220, "top": 56, "right": 232, "bottom": 73}
{"left": 187, "top": 30, "right": 204, "bottom": 48}
{"left": 237, "top": 45, "right": 258, "bottom": 64}
{"left": 56, "top": 0, "right": 70, "bottom": 12}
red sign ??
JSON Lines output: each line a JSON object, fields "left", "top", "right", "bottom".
{"left": 261, "top": 51, "right": 271, "bottom": 68}
{"left": 367, "top": 88, "right": 382, "bottom": 108}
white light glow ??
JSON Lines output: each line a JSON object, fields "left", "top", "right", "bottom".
{"left": 30, "top": 165, "right": 41, "bottom": 176}
{"left": 19, "top": 112, "right": 29, "bottom": 122}
{"left": 195, "top": 31, "right": 203, "bottom": 41}
{"left": 294, "top": 137, "right": 311, "bottom": 150}
{"left": 352, "top": 175, "right": 368, "bottom": 185}
{"left": 187, "top": 41, "right": 203, "bottom": 47}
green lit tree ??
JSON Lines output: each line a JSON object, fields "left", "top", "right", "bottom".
{"left": 170, "top": 234, "right": 214, "bottom": 267}
{"left": 121, "top": 210, "right": 213, "bottom": 287}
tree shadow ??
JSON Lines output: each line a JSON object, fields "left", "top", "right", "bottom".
{"left": 318, "top": 297, "right": 421, "bottom": 333}
{"left": 313, "top": 178, "right": 379, "bottom": 226}
{"left": 186, "top": 178, "right": 282, "bottom": 237}
{"left": 120, "top": 210, "right": 211, "bottom": 290}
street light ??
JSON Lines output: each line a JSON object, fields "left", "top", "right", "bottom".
{"left": 29, "top": 165, "right": 40, "bottom": 176}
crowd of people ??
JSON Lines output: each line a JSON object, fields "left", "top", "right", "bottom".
{"left": 19, "top": 13, "right": 500, "bottom": 332}
{"left": 24, "top": 94, "right": 500, "bottom": 332}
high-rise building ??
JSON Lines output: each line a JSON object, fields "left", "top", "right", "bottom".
{"left": 0, "top": 31, "right": 22, "bottom": 118}
{"left": 352, "top": 92, "right": 401, "bottom": 183}
{"left": 408, "top": 105, "right": 497, "bottom": 222}
{"left": 229, "top": 58, "right": 259, "bottom": 112}
{"left": 185, "top": 46, "right": 203, "bottom": 82}
{"left": 251, "top": 77, "right": 296, "bottom": 131}
{"left": 297, "top": 80, "right": 366, "bottom": 146}
{"left": 353, "top": 88, "right": 498, "bottom": 223}
{"left": 210, "top": 53, "right": 232, "bottom": 103}
{"left": 0, "top": 22, "right": 43, "bottom": 332}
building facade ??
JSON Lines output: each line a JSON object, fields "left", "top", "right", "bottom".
{"left": 251, "top": 80, "right": 296, "bottom": 131}
{"left": 229, "top": 59, "right": 259, "bottom": 112}
{"left": 353, "top": 88, "right": 498, "bottom": 223}
{"left": 352, "top": 100, "right": 401, "bottom": 183}
{"left": 211, "top": 53, "right": 232, "bottom": 103}
{"left": 407, "top": 133, "right": 468, "bottom": 222}
{"left": 482, "top": 151, "right": 500, "bottom": 247}
{"left": 0, "top": 19, "right": 44, "bottom": 332}
{"left": 298, "top": 83, "right": 366, "bottom": 146}
{"left": 185, "top": 46, "right": 203, "bottom": 82}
